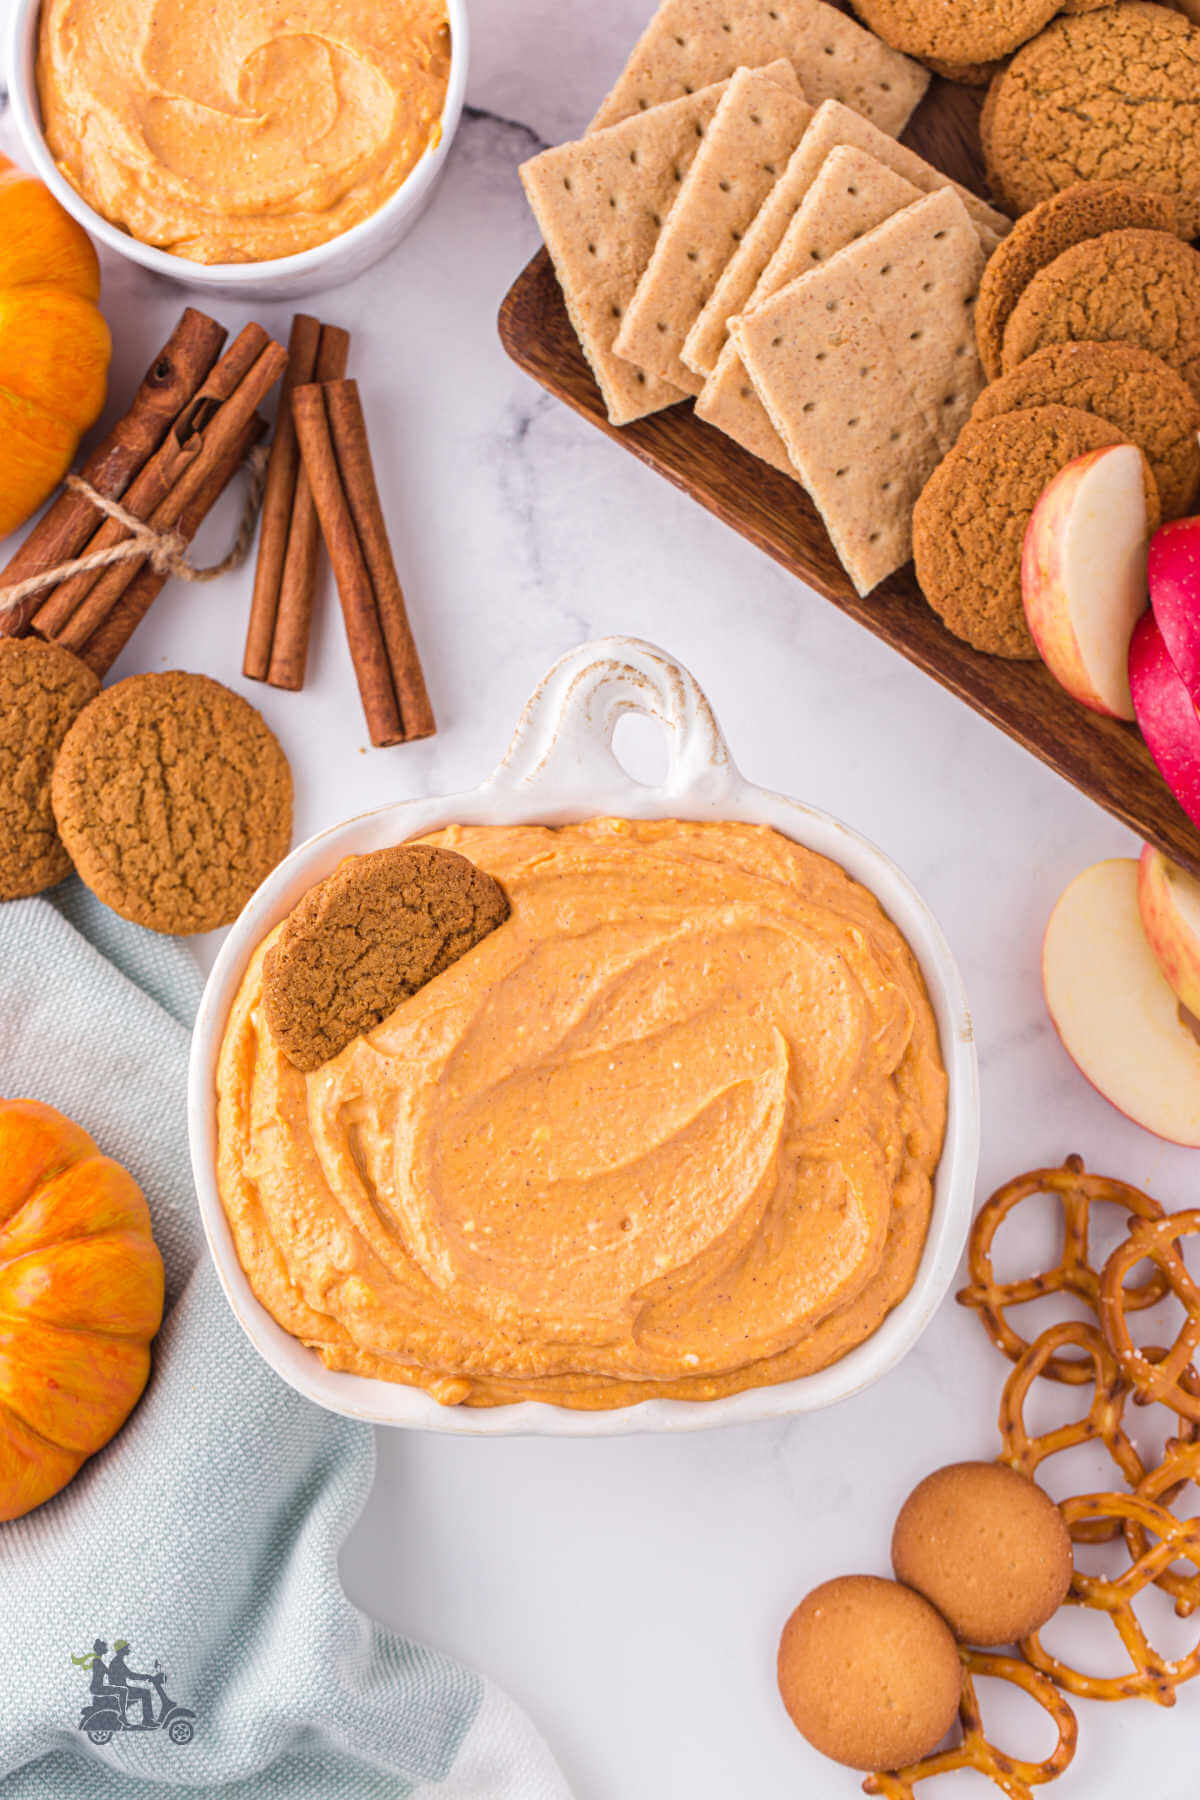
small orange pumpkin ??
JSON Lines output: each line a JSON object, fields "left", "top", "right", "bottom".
{"left": 0, "top": 157, "right": 111, "bottom": 539}
{"left": 0, "top": 1098, "right": 164, "bottom": 1523}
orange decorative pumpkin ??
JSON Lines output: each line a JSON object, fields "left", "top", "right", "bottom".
{"left": 0, "top": 1098, "right": 164, "bottom": 1523}
{"left": 0, "top": 157, "right": 110, "bottom": 539}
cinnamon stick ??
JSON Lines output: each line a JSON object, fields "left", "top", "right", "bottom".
{"left": 263, "top": 323, "right": 351, "bottom": 691}
{"left": 243, "top": 313, "right": 321, "bottom": 680}
{"left": 0, "top": 307, "right": 227, "bottom": 637}
{"left": 324, "top": 381, "right": 435, "bottom": 741}
{"left": 293, "top": 381, "right": 435, "bottom": 747}
{"left": 32, "top": 322, "right": 272, "bottom": 642}
{"left": 78, "top": 413, "right": 267, "bottom": 678}
{"left": 42, "top": 330, "right": 287, "bottom": 653}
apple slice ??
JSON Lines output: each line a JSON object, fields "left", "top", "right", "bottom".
{"left": 1043, "top": 858, "right": 1200, "bottom": 1147}
{"left": 1137, "top": 843, "right": 1200, "bottom": 1018}
{"left": 1129, "top": 611, "right": 1200, "bottom": 831}
{"left": 1021, "top": 444, "right": 1149, "bottom": 720}
{"left": 1149, "top": 515, "right": 1200, "bottom": 705}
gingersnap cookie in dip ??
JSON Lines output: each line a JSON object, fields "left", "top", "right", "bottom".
{"left": 974, "top": 181, "right": 1182, "bottom": 380}
{"left": 983, "top": 5, "right": 1200, "bottom": 233}
{"left": 51, "top": 670, "right": 292, "bottom": 934}
{"left": 913, "top": 406, "right": 1156, "bottom": 659}
{"left": 0, "top": 637, "right": 99, "bottom": 902}
{"left": 971, "top": 341, "right": 1200, "bottom": 520}
{"left": 263, "top": 844, "right": 511, "bottom": 1071}
{"left": 849, "top": 0, "right": 1057, "bottom": 66}
{"left": 1001, "top": 229, "right": 1200, "bottom": 407}
{"left": 892, "top": 1462, "right": 1073, "bottom": 1645}
{"left": 778, "top": 1575, "right": 962, "bottom": 1771}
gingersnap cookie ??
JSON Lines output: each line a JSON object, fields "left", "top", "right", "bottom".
{"left": 913, "top": 406, "right": 1156, "bottom": 659}
{"left": 262, "top": 843, "right": 511, "bottom": 1071}
{"left": 0, "top": 637, "right": 99, "bottom": 902}
{"left": 983, "top": 5, "right": 1200, "bottom": 233}
{"left": 974, "top": 182, "right": 1182, "bottom": 380}
{"left": 970, "top": 341, "right": 1200, "bottom": 519}
{"left": 921, "top": 55, "right": 1005, "bottom": 86}
{"left": 849, "top": 0, "right": 1057, "bottom": 65}
{"left": 892, "top": 1462, "right": 1073, "bottom": 1646}
{"left": 51, "top": 670, "right": 292, "bottom": 935}
{"left": 1001, "top": 229, "right": 1200, "bottom": 406}
{"left": 778, "top": 1575, "right": 962, "bottom": 1771}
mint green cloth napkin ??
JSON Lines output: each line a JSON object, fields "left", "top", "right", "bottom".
{"left": 0, "top": 883, "right": 571, "bottom": 1799}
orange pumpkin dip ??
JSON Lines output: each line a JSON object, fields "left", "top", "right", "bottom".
{"left": 37, "top": 0, "right": 451, "bottom": 263}
{"left": 215, "top": 819, "right": 947, "bottom": 1409}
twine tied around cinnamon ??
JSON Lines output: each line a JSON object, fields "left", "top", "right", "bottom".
{"left": 0, "top": 442, "right": 270, "bottom": 622}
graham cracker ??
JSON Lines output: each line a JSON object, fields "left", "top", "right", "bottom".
{"left": 697, "top": 146, "right": 923, "bottom": 470}
{"left": 520, "top": 77, "right": 734, "bottom": 426}
{"left": 731, "top": 189, "right": 987, "bottom": 593}
{"left": 591, "top": 0, "right": 928, "bottom": 138}
{"left": 612, "top": 65, "right": 813, "bottom": 393}
{"left": 683, "top": 97, "right": 1009, "bottom": 377}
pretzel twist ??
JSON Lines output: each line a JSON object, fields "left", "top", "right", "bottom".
{"left": 998, "top": 1321, "right": 1199, "bottom": 1544}
{"left": 1021, "top": 1492, "right": 1200, "bottom": 1705}
{"left": 862, "top": 1649, "right": 1077, "bottom": 1800}
{"left": 1133, "top": 1438, "right": 1200, "bottom": 1618}
{"left": 1100, "top": 1211, "right": 1200, "bottom": 1422}
{"left": 958, "top": 1157, "right": 1166, "bottom": 1382}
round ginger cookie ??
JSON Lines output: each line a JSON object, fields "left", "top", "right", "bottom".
{"left": 778, "top": 1575, "right": 962, "bottom": 1771}
{"left": 848, "top": 0, "right": 1058, "bottom": 65}
{"left": 970, "top": 341, "right": 1200, "bottom": 519}
{"left": 974, "top": 182, "right": 1182, "bottom": 380}
{"left": 892, "top": 1462, "right": 1073, "bottom": 1646}
{"left": 262, "top": 844, "right": 511, "bottom": 1071}
{"left": 51, "top": 670, "right": 292, "bottom": 934}
{"left": 0, "top": 637, "right": 99, "bottom": 901}
{"left": 983, "top": 5, "right": 1200, "bottom": 234}
{"left": 921, "top": 54, "right": 1005, "bottom": 87}
{"left": 913, "top": 406, "right": 1157, "bottom": 659}
{"left": 1001, "top": 229, "right": 1200, "bottom": 406}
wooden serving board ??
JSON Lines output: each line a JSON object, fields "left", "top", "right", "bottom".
{"left": 498, "top": 74, "right": 1200, "bottom": 879}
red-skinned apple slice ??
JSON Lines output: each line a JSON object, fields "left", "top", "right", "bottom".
{"left": 1137, "top": 843, "right": 1200, "bottom": 1018}
{"left": 1149, "top": 515, "right": 1200, "bottom": 705}
{"left": 1128, "top": 611, "right": 1200, "bottom": 831}
{"left": 1022, "top": 445, "right": 1149, "bottom": 719}
{"left": 1043, "top": 858, "right": 1200, "bottom": 1147}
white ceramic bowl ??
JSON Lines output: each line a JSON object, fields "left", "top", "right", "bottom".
{"left": 188, "top": 639, "right": 980, "bottom": 1436}
{"left": 5, "top": 0, "right": 469, "bottom": 300}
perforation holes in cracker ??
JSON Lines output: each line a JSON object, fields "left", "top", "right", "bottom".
{"left": 958, "top": 1156, "right": 1167, "bottom": 1382}
{"left": 862, "top": 1649, "right": 1077, "bottom": 1800}
{"left": 1021, "top": 1491, "right": 1200, "bottom": 1705}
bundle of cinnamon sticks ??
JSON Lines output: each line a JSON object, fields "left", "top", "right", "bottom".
{"left": 0, "top": 308, "right": 286, "bottom": 675}
{"left": 242, "top": 311, "right": 435, "bottom": 746}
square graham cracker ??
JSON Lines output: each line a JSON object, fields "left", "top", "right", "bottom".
{"left": 697, "top": 146, "right": 923, "bottom": 471}
{"left": 612, "top": 64, "right": 813, "bottom": 393}
{"left": 590, "top": 0, "right": 928, "bottom": 138}
{"left": 520, "top": 77, "right": 734, "bottom": 426}
{"left": 683, "top": 97, "right": 1009, "bottom": 378}
{"left": 731, "top": 188, "right": 987, "bottom": 593}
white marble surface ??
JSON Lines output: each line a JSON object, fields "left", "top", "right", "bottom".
{"left": 6, "top": 4, "right": 1200, "bottom": 1794}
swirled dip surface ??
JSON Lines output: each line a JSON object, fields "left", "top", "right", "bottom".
{"left": 216, "top": 820, "right": 947, "bottom": 1408}
{"left": 37, "top": 0, "right": 451, "bottom": 262}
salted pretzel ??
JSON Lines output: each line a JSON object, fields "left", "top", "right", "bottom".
{"left": 1133, "top": 1438, "right": 1200, "bottom": 1619}
{"left": 1100, "top": 1210, "right": 1200, "bottom": 1423}
{"left": 1021, "top": 1491, "right": 1200, "bottom": 1705}
{"left": 958, "top": 1157, "right": 1167, "bottom": 1382}
{"left": 862, "top": 1649, "right": 1077, "bottom": 1800}
{"left": 998, "top": 1321, "right": 1200, "bottom": 1543}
